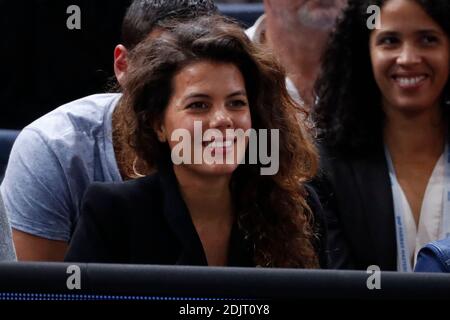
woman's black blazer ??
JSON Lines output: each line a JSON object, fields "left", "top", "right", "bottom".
{"left": 65, "top": 164, "right": 328, "bottom": 268}
{"left": 314, "top": 143, "right": 397, "bottom": 271}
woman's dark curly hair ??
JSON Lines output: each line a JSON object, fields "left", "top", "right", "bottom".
{"left": 115, "top": 15, "right": 320, "bottom": 268}
{"left": 314, "top": 0, "right": 450, "bottom": 153}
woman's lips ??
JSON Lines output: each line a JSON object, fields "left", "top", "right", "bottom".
{"left": 392, "top": 74, "right": 428, "bottom": 90}
{"left": 202, "top": 137, "right": 237, "bottom": 156}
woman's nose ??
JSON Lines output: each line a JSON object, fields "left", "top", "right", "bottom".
{"left": 396, "top": 43, "right": 422, "bottom": 66}
{"left": 209, "top": 107, "right": 233, "bottom": 129}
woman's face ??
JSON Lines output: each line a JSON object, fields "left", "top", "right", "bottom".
{"left": 369, "top": 0, "right": 450, "bottom": 115}
{"left": 159, "top": 61, "right": 252, "bottom": 177}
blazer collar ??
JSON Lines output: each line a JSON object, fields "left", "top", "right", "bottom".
{"left": 156, "top": 161, "right": 208, "bottom": 266}
{"left": 155, "top": 161, "right": 253, "bottom": 267}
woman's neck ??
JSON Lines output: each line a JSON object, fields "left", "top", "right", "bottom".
{"left": 383, "top": 105, "right": 446, "bottom": 226}
{"left": 384, "top": 106, "right": 446, "bottom": 160}
{"left": 173, "top": 166, "right": 234, "bottom": 266}
{"left": 173, "top": 166, "right": 233, "bottom": 224}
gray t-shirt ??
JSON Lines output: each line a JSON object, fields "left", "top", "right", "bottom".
{"left": 0, "top": 193, "right": 16, "bottom": 261}
{"left": 0, "top": 93, "right": 123, "bottom": 242}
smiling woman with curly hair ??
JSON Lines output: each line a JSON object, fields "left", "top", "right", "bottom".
{"left": 314, "top": 0, "right": 450, "bottom": 271}
{"left": 65, "top": 15, "right": 327, "bottom": 269}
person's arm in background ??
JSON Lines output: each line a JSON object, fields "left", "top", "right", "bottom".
{"left": 414, "top": 239, "right": 450, "bottom": 273}
{"left": 0, "top": 192, "right": 16, "bottom": 261}
{"left": 311, "top": 154, "right": 355, "bottom": 270}
{"left": 12, "top": 230, "right": 67, "bottom": 261}
{"left": 1, "top": 128, "right": 73, "bottom": 261}
{"left": 311, "top": 175, "right": 354, "bottom": 269}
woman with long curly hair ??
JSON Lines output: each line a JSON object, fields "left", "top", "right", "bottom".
{"left": 65, "top": 15, "right": 326, "bottom": 268}
{"left": 314, "top": 0, "right": 450, "bottom": 271}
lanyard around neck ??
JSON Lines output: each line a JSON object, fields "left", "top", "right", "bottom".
{"left": 385, "top": 141, "right": 450, "bottom": 272}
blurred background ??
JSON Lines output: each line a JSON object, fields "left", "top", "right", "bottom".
{"left": 1, "top": 0, "right": 262, "bottom": 129}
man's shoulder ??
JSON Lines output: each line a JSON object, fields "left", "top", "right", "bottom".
{"left": 5, "top": 93, "right": 123, "bottom": 187}
{"left": 26, "top": 93, "right": 121, "bottom": 140}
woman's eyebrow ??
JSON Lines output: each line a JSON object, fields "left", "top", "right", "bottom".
{"left": 226, "top": 90, "right": 247, "bottom": 98}
{"left": 374, "top": 30, "right": 399, "bottom": 38}
{"left": 415, "top": 28, "right": 442, "bottom": 35}
{"left": 183, "top": 93, "right": 211, "bottom": 101}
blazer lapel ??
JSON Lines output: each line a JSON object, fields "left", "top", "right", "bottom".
{"left": 157, "top": 163, "right": 208, "bottom": 266}
{"left": 350, "top": 146, "right": 397, "bottom": 269}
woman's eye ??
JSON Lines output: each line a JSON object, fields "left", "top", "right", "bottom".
{"left": 186, "top": 102, "right": 208, "bottom": 110}
{"left": 228, "top": 100, "right": 248, "bottom": 108}
{"left": 378, "top": 36, "right": 399, "bottom": 46}
{"left": 421, "top": 35, "right": 438, "bottom": 45}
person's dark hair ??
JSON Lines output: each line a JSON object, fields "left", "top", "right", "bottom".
{"left": 116, "top": 15, "right": 320, "bottom": 268}
{"left": 314, "top": 0, "right": 450, "bottom": 153}
{"left": 121, "top": 0, "right": 218, "bottom": 50}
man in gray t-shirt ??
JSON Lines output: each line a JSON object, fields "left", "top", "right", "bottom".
{"left": 1, "top": 93, "right": 122, "bottom": 243}
{"left": 0, "top": 0, "right": 218, "bottom": 261}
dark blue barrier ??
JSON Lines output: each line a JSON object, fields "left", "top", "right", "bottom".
{"left": 218, "top": 3, "right": 264, "bottom": 28}
{"left": 0, "top": 262, "right": 449, "bottom": 300}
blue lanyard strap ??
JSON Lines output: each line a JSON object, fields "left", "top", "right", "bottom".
{"left": 384, "top": 145, "right": 413, "bottom": 272}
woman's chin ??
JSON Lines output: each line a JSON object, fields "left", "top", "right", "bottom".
{"left": 191, "top": 163, "right": 240, "bottom": 177}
